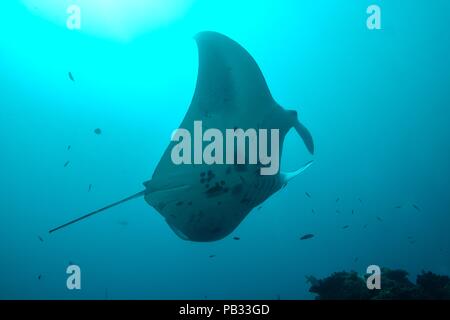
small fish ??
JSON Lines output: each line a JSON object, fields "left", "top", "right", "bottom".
{"left": 64, "top": 161, "right": 70, "bottom": 168}
{"left": 233, "top": 237, "right": 240, "bottom": 240}
{"left": 394, "top": 205, "right": 402, "bottom": 209}
{"left": 68, "top": 72, "right": 75, "bottom": 82}
{"left": 38, "top": 235, "right": 44, "bottom": 242}
{"left": 336, "top": 209, "right": 341, "bottom": 214}
{"left": 311, "top": 209, "right": 315, "bottom": 214}
{"left": 342, "top": 225, "right": 349, "bottom": 229}
{"left": 276, "top": 294, "right": 281, "bottom": 300}
{"left": 257, "top": 206, "right": 262, "bottom": 210}
{"left": 376, "top": 216, "right": 383, "bottom": 222}
{"left": 118, "top": 221, "right": 128, "bottom": 227}
{"left": 67, "top": 145, "right": 71, "bottom": 151}
{"left": 412, "top": 204, "right": 421, "bottom": 212}
{"left": 354, "top": 257, "right": 359, "bottom": 262}
{"left": 300, "top": 234, "right": 314, "bottom": 240}
{"left": 209, "top": 254, "right": 216, "bottom": 258}
{"left": 358, "top": 198, "right": 363, "bottom": 203}
{"left": 38, "top": 274, "right": 42, "bottom": 280}
{"left": 336, "top": 198, "right": 340, "bottom": 202}
{"left": 305, "top": 192, "right": 311, "bottom": 198}
{"left": 94, "top": 128, "right": 102, "bottom": 135}
{"left": 88, "top": 184, "right": 92, "bottom": 192}
{"left": 363, "top": 224, "right": 368, "bottom": 229}
{"left": 351, "top": 209, "right": 355, "bottom": 215}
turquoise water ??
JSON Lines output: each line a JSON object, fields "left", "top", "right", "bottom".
{"left": 1, "top": 1, "right": 449, "bottom": 299}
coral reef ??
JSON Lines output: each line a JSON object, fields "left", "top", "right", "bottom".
{"left": 307, "top": 268, "right": 450, "bottom": 300}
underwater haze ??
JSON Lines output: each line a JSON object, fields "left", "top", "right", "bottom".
{"left": 1, "top": 0, "right": 450, "bottom": 299}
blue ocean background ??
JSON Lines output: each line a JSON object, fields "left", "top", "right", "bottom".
{"left": 1, "top": 0, "right": 449, "bottom": 299}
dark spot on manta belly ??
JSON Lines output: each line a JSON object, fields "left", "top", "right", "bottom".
{"left": 205, "top": 185, "right": 224, "bottom": 197}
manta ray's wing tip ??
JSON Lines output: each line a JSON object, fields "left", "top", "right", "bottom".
{"left": 308, "top": 141, "right": 315, "bottom": 155}
{"left": 194, "top": 31, "right": 234, "bottom": 46}
{"left": 194, "top": 31, "right": 219, "bottom": 38}
{"left": 193, "top": 31, "right": 211, "bottom": 42}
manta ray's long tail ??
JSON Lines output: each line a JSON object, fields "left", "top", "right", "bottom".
{"left": 48, "top": 190, "right": 146, "bottom": 234}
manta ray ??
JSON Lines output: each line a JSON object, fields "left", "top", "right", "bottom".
{"left": 49, "top": 31, "right": 315, "bottom": 242}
